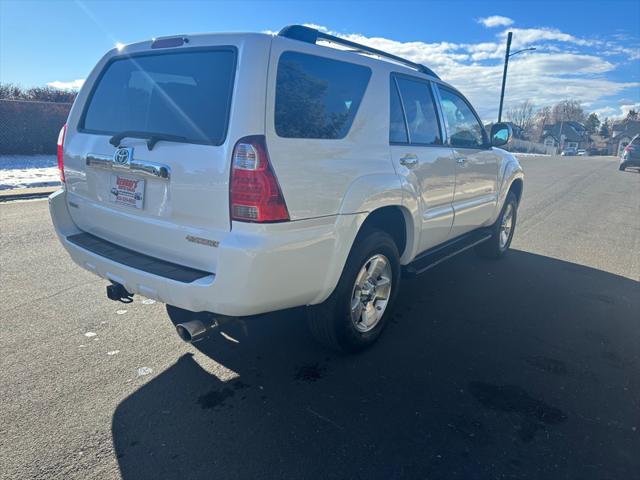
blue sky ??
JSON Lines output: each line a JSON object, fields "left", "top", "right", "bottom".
{"left": 1, "top": 0, "right": 639, "bottom": 120}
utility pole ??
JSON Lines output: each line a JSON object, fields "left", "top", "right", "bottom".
{"left": 497, "top": 33, "right": 536, "bottom": 123}
{"left": 498, "top": 32, "right": 512, "bottom": 123}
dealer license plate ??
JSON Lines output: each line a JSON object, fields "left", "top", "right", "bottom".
{"left": 109, "top": 174, "right": 145, "bottom": 209}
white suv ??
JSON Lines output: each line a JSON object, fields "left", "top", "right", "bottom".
{"left": 50, "top": 25, "right": 523, "bottom": 352}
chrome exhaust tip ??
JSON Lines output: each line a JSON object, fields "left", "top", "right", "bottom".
{"left": 175, "top": 319, "right": 214, "bottom": 343}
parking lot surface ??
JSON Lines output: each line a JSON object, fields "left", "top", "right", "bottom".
{"left": 1, "top": 155, "right": 638, "bottom": 479}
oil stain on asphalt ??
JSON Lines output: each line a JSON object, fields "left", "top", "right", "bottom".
{"left": 524, "top": 355, "right": 569, "bottom": 376}
{"left": 469, "top": 381, "right": 567, "bottom": 442}
{"left": 294, "top": 363, "right": 327, "bottom": 382}
{"left": 197, "top": 380, "right": 251, "bottom": 409}
{"left": 198, "top": 388, "right": 235, "bottom": 409}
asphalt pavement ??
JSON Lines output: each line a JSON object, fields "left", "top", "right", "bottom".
{"left": 1, "top": 155, "right": 638, "bottom": 480}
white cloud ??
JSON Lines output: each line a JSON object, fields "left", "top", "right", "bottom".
{"left": 592, "top": 106, "right": 618, "bottom": 118}
{"left": 47, "top": 79, "right": 84, "bottom": 90}
{"left": 502, "top": 27, "right": 596, "bottom": 49}
{"left": 593, "top": 102, "right": 640, "bottom": 120}
{"left": 620, "top": 102, "right": 640, "bottom": 117}
{"left": 477, "top": 16, "right": 514, "bottom": 28}
{"left": 509, "top": 53, "right": 614, "bottom": 75}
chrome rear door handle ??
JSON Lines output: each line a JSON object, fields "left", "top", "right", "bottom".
{"left": 400, "top": 154, "right": 418, "bottom": 168}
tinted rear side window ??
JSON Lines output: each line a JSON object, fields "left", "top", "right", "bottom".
{"left": 82, "top": 49, "right": 236, "bottom": 146}
{"left": 389, "top": 79, "right": 408, "bottom": 143}
{"left": 394, "top": 76, "right": 441, "bottom": 145}
{"left": 275, "top": 52, "right": 371, "bottom": 139}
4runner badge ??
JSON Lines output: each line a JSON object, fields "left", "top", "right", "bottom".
{"left": 186, "top": 235, "right": 219, "bottom": 248}
{"left": 113, "top": 147, "right": 133, "bottom": 166}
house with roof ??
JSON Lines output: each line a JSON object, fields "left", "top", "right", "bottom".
{"left": 540, "top": 121, "right": 591, "bottom": 152}
{"left": 608, "top": 120, "right": 640, "bottom": 156}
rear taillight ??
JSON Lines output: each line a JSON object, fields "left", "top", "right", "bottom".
{"left": 57, "top": 123, "right": 67, "bottom": 183}
{"left": 624, "top": 145, "right": 634, "bottom": 152}
{"left": 230, "top": 135, "right": 289, "bottom": 223}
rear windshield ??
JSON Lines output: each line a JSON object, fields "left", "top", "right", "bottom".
{"left": 81, "top": 48, "right": 236, "bottom": 146}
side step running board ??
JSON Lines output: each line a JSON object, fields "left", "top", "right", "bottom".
{"left": 404, "top": 229, "right": 492, "bottom": 276}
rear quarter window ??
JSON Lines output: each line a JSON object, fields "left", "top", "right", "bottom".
{"left": 275, "top": 51, "right": 371, "bottom": 139}
{"left": 81, "top": 48, "right": 236, "bottom": 146}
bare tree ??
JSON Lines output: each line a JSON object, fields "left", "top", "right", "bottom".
{"left": 507, "top": 100, "right": 535, "bottom": 137}
{"left": 552, "top": 99, "right": 586, "bottom": 123}
{"left": 0, "top": 82, "right": 77, "bottom": 103}
{"left": 532, "top": 105, "right": 552, "bottom": 140}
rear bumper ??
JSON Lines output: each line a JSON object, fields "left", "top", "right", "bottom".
{"left": 49, "top": 189, "right": 363, "bottom": 316}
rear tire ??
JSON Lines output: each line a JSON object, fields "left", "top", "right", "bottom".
{"left": 475, "top": 191, "right": 518, "bottom": 259}
{"left": 619, "top": 164, "right": 626, "bottom": 171}
{"left": 307, "top": 228, "right": 401, "bottom": 352}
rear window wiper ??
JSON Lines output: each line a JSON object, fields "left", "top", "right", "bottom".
{"left": 109, "top": 131, "right": 189, "bottom": 151}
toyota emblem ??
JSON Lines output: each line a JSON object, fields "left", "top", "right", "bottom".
{"left": 114, "top": 147, "right": 132, "bottom": 165}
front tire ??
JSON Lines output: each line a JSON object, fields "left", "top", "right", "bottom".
{"left": 307, "top": 228, "right": 401, "bottom": 352}
{"left": 475, "top": 191, "right": 518, "bottom": 259}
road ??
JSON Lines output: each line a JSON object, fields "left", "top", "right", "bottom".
{"left": 1, "top": 155, "right": 638, "bottom": 480}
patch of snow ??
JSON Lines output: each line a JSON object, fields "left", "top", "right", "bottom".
{"left": 116, "top": 309, "right": 127, "bottom": 315}
{"left": 141, "top": 298, "right": 156, "bottom": 305}
{"left": 107, "top": 350, "right": 120, "bottom": 356}
{"left": 84, "top": 331, "right": 97, "bottom": 338}
{"left": 137, "top": 367, "right": 153, "bottom": 376}
{"left": 0, "top": 155, "right": 60, "bottom": 190}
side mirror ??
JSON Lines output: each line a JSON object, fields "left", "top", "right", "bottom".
{"left": 490, "top": 122, "right": 512, "bottom": 147}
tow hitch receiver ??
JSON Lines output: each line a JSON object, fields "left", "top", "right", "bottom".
{"left": 106, "top": 283, "right": 133, "bottom": 303}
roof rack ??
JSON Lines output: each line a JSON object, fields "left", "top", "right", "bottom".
{"left": 278, "top": 25, "right": 439, "bottom": 79}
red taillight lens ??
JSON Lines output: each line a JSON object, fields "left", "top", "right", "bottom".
{"left": 624, "top": 145, "right": 634, "bottom": 152}
{"left": 230, "top": 135, "right": 289, "bottom": 223}
{"left": 57, "top": 123, "right": 67, "bottom": 183}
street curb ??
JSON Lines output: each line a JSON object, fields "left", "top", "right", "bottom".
{"left": 0, "top": 186, "right": 60, "bottom": 202}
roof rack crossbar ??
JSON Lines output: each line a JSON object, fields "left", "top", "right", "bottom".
{"left": 278, "top": 25, "right": 439, "bottom": 79}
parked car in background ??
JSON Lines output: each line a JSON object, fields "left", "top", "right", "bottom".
{"left": 561, "top": 147, "right": 578, "bottom": 156}
{"left": 620, "top": 134, "right": 640, "bottom": 171}
{"left": 577, "top": 149, "right": 587, "bottom": 156}
{"left": 49, "top": 25, "right": 524, "bottom": 352}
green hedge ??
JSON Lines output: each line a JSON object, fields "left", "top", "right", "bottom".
{"left": 0, "top": 100, "right": 72, "bottom": 155}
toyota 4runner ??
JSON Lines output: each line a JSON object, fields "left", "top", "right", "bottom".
{"left": 50, "top": 25, "right": 524, "bottom": 352}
